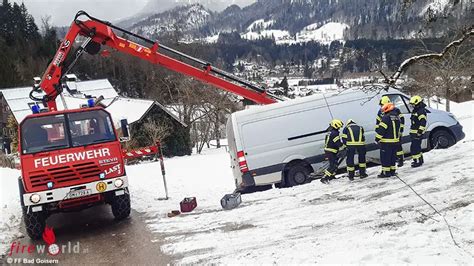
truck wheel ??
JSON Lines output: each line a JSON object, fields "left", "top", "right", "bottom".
{"left": 111, "top": 193, "right": 131, "bottom": 220}
{"left": 286, "top": 165, "right": 310, "bottom": 187}
{"left": 23, "top": 208, "right": 46, "bottom": 240}
{"left": 19, "top": 177, "right": 46, "bottom": 239}
{"left": 430, "top": 129, "right": 455, "bottom": 149}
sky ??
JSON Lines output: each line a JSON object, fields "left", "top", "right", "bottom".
{"left": 12, "top": 0, "right": 256, "bottom": 27}
{"left": 13, "top": 0, "right": 149, "bottom": 26}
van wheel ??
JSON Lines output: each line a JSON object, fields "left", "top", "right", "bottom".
{"left": 430, "top": 129, "right": 455, "bottom": 149}
{"left": 286, "top": 165, "right": 310, "bottom": 187}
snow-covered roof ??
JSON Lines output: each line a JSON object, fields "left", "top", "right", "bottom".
{"left": 105, "top": 97, "right": 186, "bottom": 127}
{"left": 65, "top": 79, "right": 119, "bottom": 99}
{"left": 0, "top": 79, "right": 185, "bottom": 127}
{"left": 0, "top": 86, "right": 36, "bottom": 123}
{"left": 0, "top": 79, "right": 118, "bottom": 122}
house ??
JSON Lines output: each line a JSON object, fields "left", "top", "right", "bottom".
{"left": 0, "top": 92, "right": 13, "bottom": 153}
{"left": 0, "top": 78, "right": 191, "bottom": 156}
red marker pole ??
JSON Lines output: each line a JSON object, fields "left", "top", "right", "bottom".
{"left": 157, "top": 141, "right": 169, "bottom": 200}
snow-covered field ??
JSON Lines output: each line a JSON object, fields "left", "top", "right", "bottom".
{"left": 125, "top": 100, "right": 474, "bottom": 264}
{"left": 1, "top": 100, "right": 473, "bottom": 263}
{"left": 0, "top": 168, "right": 23, "bottom": 252}
{"left": 293, "top": 22, "right": 349, "bottom": 45}
{"left": 239, "top": 20, "right": 349, "bottom": 45}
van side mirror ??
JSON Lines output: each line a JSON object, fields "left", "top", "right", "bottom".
{"left": 120, "top": 119, "right": 130, "bottom": 142}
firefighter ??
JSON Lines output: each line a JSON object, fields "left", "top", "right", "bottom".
{"left": 342, "top": 119, "right": 367, "bottom": 181}
{"left": 375, "top": 96, "right": 391, "bottom": 127}
{"left": 375, "top": 103, "right": 401, "bottom": 178}
{"left": 376, "top": 96, "right": 405, "bottom": 167}
{"left": 409, "top": 95, "right": 427, "bottom": 168}
{"left": 321, "top": 119, "right": 344, "bottom": 184}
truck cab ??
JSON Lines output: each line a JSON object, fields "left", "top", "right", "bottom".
{"left": 18, "top": 106, "right": 131, "bottom": 239}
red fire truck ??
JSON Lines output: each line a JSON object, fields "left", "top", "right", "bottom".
{"left": 19, "top": 11, "right": 279, "bottom": 239}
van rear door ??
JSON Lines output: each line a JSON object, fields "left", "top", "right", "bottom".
{"left": 226, "top": 116, "right": 242, "bottom": 186}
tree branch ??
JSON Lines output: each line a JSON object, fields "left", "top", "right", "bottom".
{"left": 386, "top": 26, "right": 473, "bottom": 85}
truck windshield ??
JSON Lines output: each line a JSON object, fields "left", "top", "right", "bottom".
{"left": 21, "top": 115, "right": 69, "bottom": 154}
{"left": 68, "top": 110, "right": 116, "bottom": 147}
{"left": 21, "top": 110, "right": 116, "bottom": 154}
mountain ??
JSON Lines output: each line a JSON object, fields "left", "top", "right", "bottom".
{"left": 138, "top": 0, "right": 256, "bottom": 17}
{"left": 131, "top": 4, "right": 213, "bottom": 40}
{"left": 128, "top": 0, "right": 473, "bottom": 43}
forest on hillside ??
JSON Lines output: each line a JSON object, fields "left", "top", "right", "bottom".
{"left": 0, "top": 0, "right": 57, "bottom": 88}
{"left": 0, "top": 0, "right": 471, "bottom": 152}
{"left": 1, "top": 0, "right": 470, "bottom": 100}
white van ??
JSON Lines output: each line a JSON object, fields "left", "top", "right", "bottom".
{"left": 226, "top": 87, "right": 465, "bottom": 192}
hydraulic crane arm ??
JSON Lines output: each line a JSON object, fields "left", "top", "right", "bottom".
{"left": 32, "top": 11, "right": 279, "bottom": 111}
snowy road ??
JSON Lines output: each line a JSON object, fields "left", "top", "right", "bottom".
{"left": 1, "top": 207, "right": 171, "bottom": 264}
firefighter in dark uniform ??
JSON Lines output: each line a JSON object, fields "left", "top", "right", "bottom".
{"left": 342, "top": 119, "right": 367, "bottom": 181}
{"left": 409, "top": 95, "right": 427, "bottom": 168}
{"left": 376, "top": 96, "right": 391, "bottom": 127}
{"left": 375, "top": 103, "right": 401, "bottom": 178}
{"left": 376, "top": 96, "right": 405, "bottom": 167}
{"left": 321, "top": 119, "right": 344, "bottom": 184}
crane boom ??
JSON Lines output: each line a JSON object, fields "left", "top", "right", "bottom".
{"left": 32, "top": 11, "right": 279, "bottom": 111}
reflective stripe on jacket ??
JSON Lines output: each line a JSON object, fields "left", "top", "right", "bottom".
{"left": 375, "top": 110, "right": 401, "bottom": 143}
{"left": 342, "top": 124, "right": 365, "bottom": 146}
{"left": 410, "top": 103, "right": 427, "bottom": 137}
{"left": 376, "top": 107, "right": 404, "bottom": 133}
{"left": 325, "top": 128, "right": 343, "bottom": 153}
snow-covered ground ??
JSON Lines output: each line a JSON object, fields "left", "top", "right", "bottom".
{"left": 0, "top": 168, "right": 23, "bottom": 252}
{"left": 241, "top": 30, "right": 291, "bottom": 43}
{"left": 132, "top": 100, "right": 473, "bottom": 263}
{"left": 293, "top": 22, "right": 349, "bottom": 45}
{"left": 239, "top": 20, "right": 349, "bottom": 45}
{"left": 1, "top": 100, "right": 473, "bottom": 263}
{"left": 420, "top": 0, "right": 450, "bottom": 16}
{"left": 239, "top": 18, "right": 291, "bottom": 43}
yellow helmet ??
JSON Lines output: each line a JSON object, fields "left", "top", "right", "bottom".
{"left": 330, "top": 119, "right": 344, "bottom": 129}
{"left": 409, "top": 95, "right": 423, "bottom": 105}
{"left": 379, "top": 96, "right": 391, "bottom": 106}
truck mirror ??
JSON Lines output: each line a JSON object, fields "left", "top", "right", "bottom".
{"left": 120, "top": 119, "right": 130, "bottom": 142}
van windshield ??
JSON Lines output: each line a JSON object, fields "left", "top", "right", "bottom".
{"left": 21, "top": 110, "right": 116, "bottom": 154}
{"left": 387, "top": 94, "right": 411, "bottom": 114}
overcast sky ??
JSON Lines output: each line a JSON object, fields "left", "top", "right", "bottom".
{"left": 13, "top": 0, "right": 256, "bottom": 27}
{"left": 14, "top": 0, "right": 151, "bottom": 26}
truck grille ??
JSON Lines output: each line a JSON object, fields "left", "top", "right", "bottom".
{"left": 28, "top": 162, "right": 101, "bottom": 189}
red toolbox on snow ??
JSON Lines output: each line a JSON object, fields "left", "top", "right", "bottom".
{"left": 180, "top": 197, "right": 197, "bottom": 213}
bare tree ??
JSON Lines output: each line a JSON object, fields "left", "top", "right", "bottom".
{"left": 405, "top": 38, "right": 473, "bottom": 111}
{"left": 384, "top": 26, "right": 473, "bottom": 86}
{"left": 193, "top": 119, "right": 212, "bottom": 154}
{"left": 143, "top": 118, "right": 172, "bottom": 145}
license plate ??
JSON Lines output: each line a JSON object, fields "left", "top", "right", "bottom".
{"left": 68, "top": 189, "right": 92, "bottom": 199}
